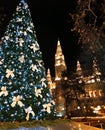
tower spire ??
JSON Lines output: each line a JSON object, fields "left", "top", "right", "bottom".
{"left": 55, "top": 40, "right": 66, "bottom": 80}
{"left": 76, "top": 60, "right": 84, "bottom": 83}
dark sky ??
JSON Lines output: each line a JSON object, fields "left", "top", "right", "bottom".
{"left": 0, "top": 0, "right": 81, "bottom": 77}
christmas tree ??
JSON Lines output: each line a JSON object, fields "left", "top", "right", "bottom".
{"left": 0, "top": 0, "right": 55, "bottom": 122}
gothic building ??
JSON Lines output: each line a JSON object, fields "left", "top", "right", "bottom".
{"left": 47, "top": 40, "right": 104, "bottom": 117}
{"left": 47, "top": 40, "right": 66, "bottom": 116}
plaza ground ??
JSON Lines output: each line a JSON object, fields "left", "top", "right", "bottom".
{"left": 12, "top": 121, "right": 103, "bottom": 130}
{"left": 1, "top": 117, "right": 105, "bottom": 130}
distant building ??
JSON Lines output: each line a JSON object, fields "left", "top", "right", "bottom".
{"left": 47, "top": 39, "right": 105, "bottom": 117}
{"left": 47, "top": 40, "right": 66, "bottom": 117}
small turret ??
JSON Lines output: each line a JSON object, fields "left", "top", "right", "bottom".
{"left": 93, "top": 57, "right": 101, "bottom": 82}
{"left": 46, "top": 68, "right": 56, "bottom": 89}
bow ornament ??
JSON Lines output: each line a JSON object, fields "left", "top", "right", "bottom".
{"left": 43, "top": 103, "right": 52, "bottom": 113}
{"left": 35, "top": 87, "right": 42, "bottom": 98}
{"left": 11, "top": 95, "right": 24, "bottom": 107}
{"left": 6, "top": 69, "right": 14, "bottom": 78}
{"left": 25, "top": 106, "right": 35, "bottom": 121}
{"left": 0, "top": 86, "right": 8, "bottom": 96}
{"left": 41, "top": 78, "right": 47, "bottom": 87}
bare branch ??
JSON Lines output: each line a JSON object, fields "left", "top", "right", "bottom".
{"left": 88, "top": 0, "right": 97, "bottom": 27}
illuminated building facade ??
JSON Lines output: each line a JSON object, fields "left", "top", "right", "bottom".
{"left": 47, "top": 40, "right": 105, "bottom": 117}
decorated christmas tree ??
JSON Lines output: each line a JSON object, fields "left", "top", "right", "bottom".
{"left": 0, "top": 0, "right": 55, "bottom": 122}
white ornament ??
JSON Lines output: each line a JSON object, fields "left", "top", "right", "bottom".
{"left": 27, "top": 27, "right": 33, "bottom": 33}
{"left": 8, "top": 81, "right": 12, "bottom": 85}
{"left": 38, "top": 60, "right": 43, "bottom": 67}
{"left": 30, "top": 64, "right": 37, "bottom": 71}
{"left": 0, "top": 60, "right": 3, "bottom": 65}
{"left": 43, "top": 103, "right": 51, "bottom": 113}
{"left": 19, "top": 55, "right": 24, "bottom": 63}
{"left": 24, "top": 4, "right": 28, "bottom": 9}
{"left": 19, "top": 38, "right": 24, "bottom": 46}
{"left": 35, "top": 41, "right": 39, "bottom": 47}
{"left": 30, "top": 44, "right": 39, "bottom": 52}
{"left": 19, "top": 72, "right": 22, "bottom": 75}
{"left": 6, "top": 69, "right": 15, "bottom": 78}
{"left": 19, "top": 66, "right": 21, "bottom": 68}
{"left": 41, "top": 78, "right": 47, "bottom": 87}
{"left": 11, "top": 95, "right": 24, "bottom": 107}
{"left": 16, "top": 6, "right": 19, "bottom": 11}
{"left": 25, "top": 106, "right": 35, "bottom": 121}
{"left": 43, "top": 98, "right": 45, "bottom": 102}
{"left": 24, "top": 31, "right": 27, "bottom": 35}
{"left": 30, "top": 83, "right": 33, "bottom": 86}
{"left": 51, "top": 100, "right": 55, "bottom": 105}
{"left": 20, "top": 31, "right": 23, "bottom": 34}
{"left": 30, "top": 22, "right": 34, "bottom": 27}
{"left": 17, "top": 18, "right": 22, "bottom": 22}
{"left": 5, "top": 36, "right": 9, "bottom": 40}
{"left": 0, "top": 86, "right": 8, "bottom": 96}
{"left": 35, "top": 88, "right": 42, "bottom": 97}
{"left": 38, "top": 102, "right": 41, "bottom": 105}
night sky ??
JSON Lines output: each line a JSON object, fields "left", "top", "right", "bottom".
{"left": 0, "top": 0, "right": 81, "bottom": 77}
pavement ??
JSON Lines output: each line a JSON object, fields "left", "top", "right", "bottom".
{"left": 12, "top": 127, "right": 47, "bottom": 130}
{"left": 11, "top": 123, "right": 78, "bottom": 130}
{"left": 10, "top": 121, "right": 103, "bottom": 130}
